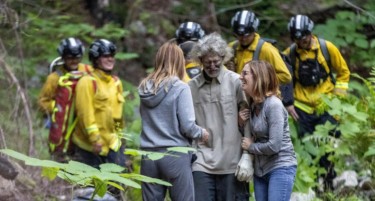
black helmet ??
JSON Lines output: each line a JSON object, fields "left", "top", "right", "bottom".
{"left": 57, "top": 37, "right": 84, "bottom": 57}
{"left": 288, "top": 15, "right": 314, "bottom": 40}
{"left": 175, "top": 22, "right": 205, "bottom": 44}
{"left": 231, "top": 10, "right": 259, "bottom": 36}
{"left": 179, "top": 40, "right": 196, "bottom": 58}
{"left": 88, "top": 39, "right": 117, "bottom": 62}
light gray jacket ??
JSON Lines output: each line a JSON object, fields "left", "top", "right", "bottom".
{"left": 139, "top": 77, "right": 203, "bottom": 149}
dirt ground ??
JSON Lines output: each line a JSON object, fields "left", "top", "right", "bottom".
{"left": 0, "top": 164, "right": 74, "bottom": 201}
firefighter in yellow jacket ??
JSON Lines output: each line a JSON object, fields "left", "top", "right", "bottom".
{"left": 175, "top": 22, "right": 205, "bottom": 82}
{"left": 73, "top": 39, "right": 125, "bottom": 168}
{"left": 38, "top": 37, "right": 92, "bottom": 115}
{"left": 283, "top": 14, "right": 350, "bottom": 190}
{"left": 178, "top": 40, "right": 202, "bottom": 82}
{"left": 228, "top": 10, "right": 291, "bottom": 84}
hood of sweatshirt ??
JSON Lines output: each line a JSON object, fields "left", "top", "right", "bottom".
{"left": 138, "top": 77, "right": 179, "bottom": 108}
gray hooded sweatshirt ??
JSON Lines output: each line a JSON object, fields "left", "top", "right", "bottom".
{"left": 139, "top": 77, "right": 203, "bottom": 149}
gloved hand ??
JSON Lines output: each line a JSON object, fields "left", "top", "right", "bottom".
{"left": 333, "top": 88, "right": 347, "bottom": 96}
{"left": 235, "top": 152, "right": 254, "bottom": 182}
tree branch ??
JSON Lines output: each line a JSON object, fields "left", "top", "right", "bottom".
{"left": 0, "top": 57, "right": 34, "bottom": 156}
{"left": 343, "top": 0, "right": 375, "bottom": 20}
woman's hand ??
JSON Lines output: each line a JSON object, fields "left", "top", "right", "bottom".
{"left": 201, "top": 129, "right": 210, "bottom": 142}
{"left": 238, "top": 108, "right": 250, "bottom": 127}
{"left": 241, "top": 137, "right": 252, "bottom": 150}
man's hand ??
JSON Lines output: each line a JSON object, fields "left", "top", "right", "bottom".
{"left": 93, "top": 143, "right": 102, "bottom": 155}
{"left": 333, "top": 88, "right": 347, "bottom": 96}
{"left": 235, "top": 152, "right": 254, "bottom": 182}
{"left": 286, "top": 105, "right": 299, "bottom": 121}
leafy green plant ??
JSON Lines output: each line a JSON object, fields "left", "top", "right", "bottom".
{"left": 1, "top": 146, "right": 197, "bottom": 200}
{"left": 292, "top": 67, "right": 375, "bottom": 199}
{"left": 314, "top": 8, "right": 375, "bottom": 68}
{"left": 0, "top": 149, "right": 171, "bottom": 200}
{"left": 289, "top": 66, "right": 375, "bottom": 198}
{"left": 125, "top": 147, "right": 196, "bottom": 160}
{"left": 289, "top": 119, "right": 320, "bottom": 193}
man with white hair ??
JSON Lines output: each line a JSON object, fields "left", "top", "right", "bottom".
{"left": 188, "top": 33, "right": 252, "bottom": 201}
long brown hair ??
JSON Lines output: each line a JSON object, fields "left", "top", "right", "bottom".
{"left": 139, "top": 40, "right": 185, "bottom": 93}
{"left": 245, "top": 60, "right": 280, "bottom": 104}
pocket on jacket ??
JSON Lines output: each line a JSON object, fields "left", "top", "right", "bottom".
{"left": 222, "top": 95, "right": 234, "bottom": 115}
{"left": 94, "top": 93, "right": 109, "bottom": 110}
{"left": 117, "top": 93, "right": 125, "bottom": 103}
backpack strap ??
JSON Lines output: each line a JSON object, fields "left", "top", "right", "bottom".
{"left": 318, "top": 38, "right": 335, "bottom": 84}
{"left": 49, "top": 57, "right": 63, "bottom": 74}
{"left": 253, "top": 39, "right": 265, "bottom": 60}
{"left": 86, "top": 76, "right": 97, "bottom": 93}
{"left": 289, "top": 43, "right": 297, "bottom": 86}
{"left": 289, "top": 43, "right": 297, "bottom": 69}
{"left": 231, "top": 41, "right": 239, "bottom": 72}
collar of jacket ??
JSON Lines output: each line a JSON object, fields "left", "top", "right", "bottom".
{"left": 185, "top": 62, "right": 201, "bottom": 69}
{"left": 295, "top": 35, "right": 319, "bottom": 54}
{"left": 236, "top": 32, "right": 261, "bottom": 52}
{"left": 196, "top": 66, "right": 226, "bottom": 87}
{"left": 93, "top": 69, "right": 113, "bottom": 83}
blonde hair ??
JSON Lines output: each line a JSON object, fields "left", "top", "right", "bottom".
{"left": 244, "top": 60, "right": 281, "bottom": 104}
{"left": 139, "top": 40, "right": 185, "bottom": 93}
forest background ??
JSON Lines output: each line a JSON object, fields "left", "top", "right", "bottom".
{"left": 1, "top": 0, "right": 375, "bottom": 200}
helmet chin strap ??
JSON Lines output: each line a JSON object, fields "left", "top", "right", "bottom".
{"left": 63, "top": 63, "right": 78, "bottom": 72}
{"left": 96, "top": 67, "right": 112, "bottom": 74}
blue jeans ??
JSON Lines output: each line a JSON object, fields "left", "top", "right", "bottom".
{"left": 254, "top": 166, "right": 296, "bottom": 201}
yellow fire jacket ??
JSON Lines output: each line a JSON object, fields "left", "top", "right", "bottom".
{"left": 283, "top": 35, "right": 350, "bottom": 113}
{"left": 38, "top": 63, "right": 93, "bottom": 114}
{"left": 72, "top": 69, "right": 125, "bottom": 156}
{"left": 228, "top": 33, "right": 291, "bottom": 84}
{"left": 182, "top": 62, "right": 202, "bottom": 83}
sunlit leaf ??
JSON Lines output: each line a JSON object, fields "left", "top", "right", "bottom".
{"left": 167, "top": 147, "right": 196, "bottom": 153}
{"left": 354, "top": 38, "right": 368, "bottom": 49}
{"left": 100, "top": 163, "right": 125, "bottom": 173}
{"left": 106, "top": 181, "right": 124, "bottom": 191}
{"left": 364, "top": 146, "right": 375, "bottom": 157}
{"left": 41, "top": 167, "right": 59, "bottom": 180}
{"left": 339, "top": 122, "right": 360, "bottom": 137}
{"left": 93, "top": 178, "right": 107, "bottom": 197}
{"left": 121, "top": 173, "right": 172, "bottom": 186}
{"left": 99, "top": 172, "right": 141, "bottom": 189}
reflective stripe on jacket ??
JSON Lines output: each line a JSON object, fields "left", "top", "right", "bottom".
{"left": 73, "top": 69, "right": 125, "bottom": 156}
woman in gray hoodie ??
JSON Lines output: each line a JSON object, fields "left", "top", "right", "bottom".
{"left": 138, "top": 40, "right": 209, "bottom": 201}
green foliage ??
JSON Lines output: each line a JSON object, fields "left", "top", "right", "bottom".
{"left": 314, "top": 6, "right": 375, "bottom": 68}
{"left": 1, "top": 12, "right": 137, "bottom": 71}
{"left": 295, "top": 67, "right": 375, "bottom": 199}
{"left": 0, "top": 149, "right": 171, "bottom": 199}
{"left": 290, "top": 67, "right": 375, "bottom": 197}
{"left": 121, "top": 79, "right": 141, "bottom": 148}
{"left": 289, "top": 119, "right": 319, "bottom": 193}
